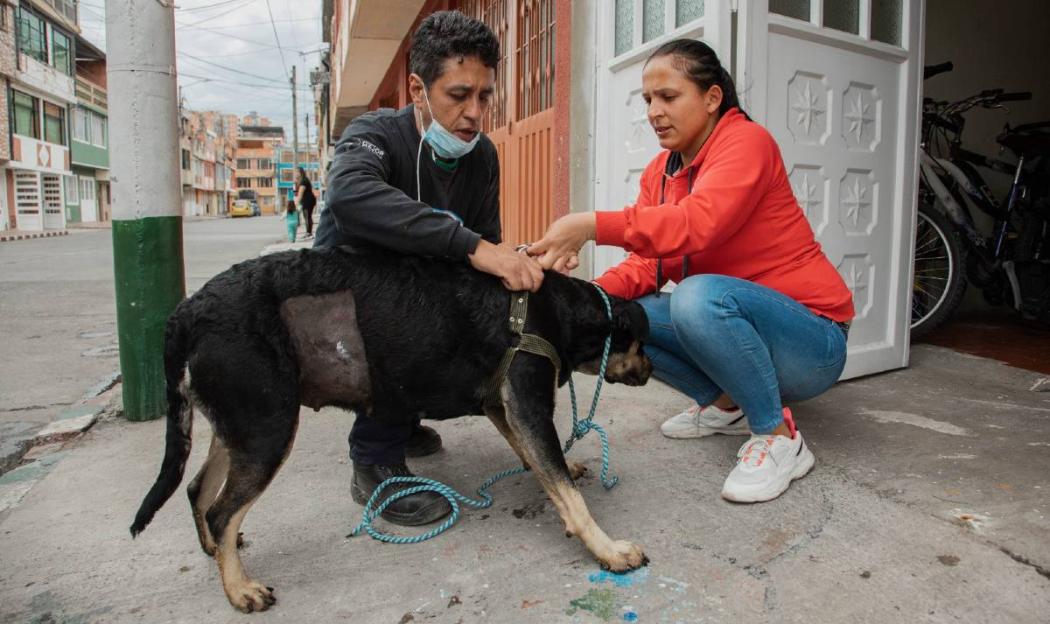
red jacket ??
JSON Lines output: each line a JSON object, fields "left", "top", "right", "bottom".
{"left": 594, "top": 108, "right": 855, "bottom": 323}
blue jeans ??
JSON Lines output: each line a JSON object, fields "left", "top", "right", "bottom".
{"left": 637, "top": 275, "right": 848, "bottom": 434}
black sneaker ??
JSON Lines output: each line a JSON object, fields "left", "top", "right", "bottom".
{"left": 350, "top": 462, "right": 452, "bottom": 526}
{"left": 405, "top": 424, "right": 443, "bottom": 458}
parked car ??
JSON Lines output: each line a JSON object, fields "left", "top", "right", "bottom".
{"left": 230, "top": 199, "right": 254, "bottom": 218}
{"left": 234, "top": 190, "right": 260, "bottom": 217}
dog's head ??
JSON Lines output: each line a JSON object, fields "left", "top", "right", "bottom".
{"left": 577, "top": 297, "right": 653, "bottom": 386}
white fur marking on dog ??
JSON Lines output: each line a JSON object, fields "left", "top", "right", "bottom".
{"left": 336, "top": 340, "right": 350, "bottom": 361}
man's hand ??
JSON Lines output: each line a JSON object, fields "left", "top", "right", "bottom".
{"left": 469, "top": 240, "right": 545, "bottom": 292}
{"left": 527, "top": 213, "right": 596, "bottom": 272}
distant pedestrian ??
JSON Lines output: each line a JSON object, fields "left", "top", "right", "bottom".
{"left": 296, "top": 167, "right": 317, "bottom": 239}
{"left": 284, "top": 199, "right": 298, "bottom": 243}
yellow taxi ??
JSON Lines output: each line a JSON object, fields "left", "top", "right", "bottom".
{"left": 230, "top": 199, "right": 254, "bottom": 218}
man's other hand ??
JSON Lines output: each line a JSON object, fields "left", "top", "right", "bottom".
{"left": 469, "top": 240, "right": 545, "bottom": 292}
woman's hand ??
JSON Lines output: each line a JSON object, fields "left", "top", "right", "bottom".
{"left": 528, "top": 213, "right": 596, "bottom": 273}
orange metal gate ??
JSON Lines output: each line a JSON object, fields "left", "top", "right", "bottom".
{"left": 454, "top": 0, "right": 556, "bottom": 246}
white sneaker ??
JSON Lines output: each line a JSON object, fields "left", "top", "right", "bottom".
{"left": 721, "top": 409, "right": 815, "bottom": 503}
{"left": 660, "top": 403, "right": 750, "bottom": 439}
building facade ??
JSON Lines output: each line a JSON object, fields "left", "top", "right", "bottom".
{"left": 67, "top": 34, "right": 109, "bottom": 224}
{"left": 274, "top": 145, "right": 322, "bottom": 208}
{"left": 179, "top": 110, "right": 237, "bottom": 217}
{"left": 4, "top": 0, "right": 79, "bottom": 231}
{"left": 235, "top": 115, "right": 284, "bottom": 215}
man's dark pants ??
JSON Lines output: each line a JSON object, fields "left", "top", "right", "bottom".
{"left": 349, "top": 416, "right": 413, "bottom": 465}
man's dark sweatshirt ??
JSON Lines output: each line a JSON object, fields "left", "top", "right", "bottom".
{"left": 314, "top": 105, "right": 501, "bottom": 257}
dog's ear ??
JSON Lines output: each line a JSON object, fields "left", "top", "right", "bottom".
{"left": 613, "top": 301, "right": 650, "bottom": 343}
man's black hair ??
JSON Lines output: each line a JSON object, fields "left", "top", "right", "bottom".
{"left": 409, "top": 10, "right": 500, "bottom": 87}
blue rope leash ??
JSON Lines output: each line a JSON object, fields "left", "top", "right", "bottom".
{"left": 350, "top": 285, "right": 618, "bottom": 544}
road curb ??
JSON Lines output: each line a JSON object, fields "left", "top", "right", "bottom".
{"left": 0, "top": 230, "right": 69, "bottom": 243}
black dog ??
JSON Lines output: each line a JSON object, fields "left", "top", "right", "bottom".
{"left": 129, "top": 247, "right": 652, "bottom": 613}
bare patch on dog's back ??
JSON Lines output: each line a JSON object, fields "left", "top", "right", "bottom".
{"left": 280, "top": 291, "right": 371, "bottom": 410}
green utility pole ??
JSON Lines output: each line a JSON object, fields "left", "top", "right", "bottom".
{"left": 106, "top": 0, "right": 186, "bottom": 421}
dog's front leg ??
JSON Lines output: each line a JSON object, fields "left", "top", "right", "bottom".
{"left": 501, "top": 358, "right": 647, "bottom": 572}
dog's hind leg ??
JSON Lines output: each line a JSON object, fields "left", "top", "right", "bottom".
{"left": 502, "top": 358, "right": 647, "bottom": 573}
{"left": 205, "top": 414, "right": 298, "bottom": 613}
{"left": 187, "top": 433, "right": 230, "bottom": 556}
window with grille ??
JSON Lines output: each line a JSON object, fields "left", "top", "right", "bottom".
{"left": 80, "top": 177, "right": 96, "bottom": 202}
{"left": 237, "top": 158, "right": 251, "bottom": 169}
{"left": 13, "top": 91, "right": 40, "bottom": 139}
{"left": 44, "top": 102, "right": 66, "bottom": 145}
{"left": 257, "top": 158, "right": 272, "bottom": 170}
{"left": 16, "top": 8, "right": 47, "bottom": 63}
{"left": 257, "top": 178, "right": 273, "bottom": 188}
{"left": 182, "top": 149, "right": 191, "bottom": 170}
{"left": 517, "top": 0, "right": 555, "bottom": 119}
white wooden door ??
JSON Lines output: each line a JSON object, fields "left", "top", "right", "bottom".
{"left": 14, "top": 171, "right": 42, "bottom": 231}
{"left": 79, "top": 176, "right": 98, "bottom": 223}
{"left": 593, "top": 0, "right": 731, "bottom": 277}
{"left": 738, "top": 1, "right": 924, "bottom": 378}
{"left": 42, "top": 174, "right": 66, "bottom": 230}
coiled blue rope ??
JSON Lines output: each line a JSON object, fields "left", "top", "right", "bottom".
{"left": 350, "top": 285, "right": 618, "bottom": 543}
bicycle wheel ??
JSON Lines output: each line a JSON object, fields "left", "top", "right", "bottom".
{"left": 911, "top": 202, "right": 968, "bottom": 339}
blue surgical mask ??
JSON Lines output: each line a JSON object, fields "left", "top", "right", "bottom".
{"left": 419, "top": 88, "right": 480, "bottom": 160}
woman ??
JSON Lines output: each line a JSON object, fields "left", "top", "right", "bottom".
{"left": 528, "top": 39, "right": 854, "bottom": 503}
{"left": 295, "top": 167, "right": 317, "bottom": 238}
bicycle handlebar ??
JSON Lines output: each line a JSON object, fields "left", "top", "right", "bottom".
{"left": 997, "top": 91, "right": 1032, "bottom": 102}
{"left": 923, "top": 62, "right": 953, "bottom": 80}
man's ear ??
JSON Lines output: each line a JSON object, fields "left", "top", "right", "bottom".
{"left": 614, "top": 301, "right": 650, "bottom": 343}
{"left": 408, "top": 73, "right": 426, "bottom": 106}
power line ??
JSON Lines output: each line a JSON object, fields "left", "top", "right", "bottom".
{"left": 177, "top": 52, "right": 286, "bottom": 84}
{"left": 176, "top": 0, "right": 258, "bottom": 28}
{"left": 177, "top": 0, "right": 253, "bottom": 13}
{"left": 176, "top": 17, "right": 316, "bottom": 31}
{"left": 262, "top": 0, "right": 290, "bottom": 81}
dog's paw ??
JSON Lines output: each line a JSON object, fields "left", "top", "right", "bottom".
{"left": 225, "top": 580, "right": 276, "bottom": 613}
{"left": 568, "top": 462, "right": 588, "bottom": 480}
{"left": 598, "top": 541, "right": 648, "bottom": 573}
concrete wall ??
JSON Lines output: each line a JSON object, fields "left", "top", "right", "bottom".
{"left": 924, "top": 0, "right": 1050, "bottom": 174}
{"left": 923, "top": 0, "right": 1050, "bottom": 312}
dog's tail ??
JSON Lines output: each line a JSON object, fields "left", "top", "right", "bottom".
{"left": 130, "top": 307, "right": 194, "bottom": 537}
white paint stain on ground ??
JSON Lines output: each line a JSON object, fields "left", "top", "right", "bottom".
{"left": 958, "top": 397, "right": 1050, "bottom": 413}
{"left": 1027, "top": 442, "right": 1050, "bottom": 447}
{"left": 858, "top": 409, "right": 971, "bottom": 436}
{"left": 938, "top": 454, "right": 977, "bottom": 460}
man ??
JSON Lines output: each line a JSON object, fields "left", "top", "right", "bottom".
{"left": 314, "top": 11, "right": 544, "bottom": 526}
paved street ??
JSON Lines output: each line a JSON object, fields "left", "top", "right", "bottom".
{"left": 0, "top": 216, "right": 289, "bottom": 468}
{"left": 0, "top": 219, "right": 1048, "bottom": 622}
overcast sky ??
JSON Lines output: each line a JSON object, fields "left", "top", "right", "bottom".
{"left": 78, "top": 0, "right": 325, "bottom": 143}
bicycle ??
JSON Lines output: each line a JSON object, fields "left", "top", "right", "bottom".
{"left": 911, "top": 61, "right": 1050, "bottom": 339}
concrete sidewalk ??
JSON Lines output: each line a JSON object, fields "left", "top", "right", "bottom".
{"left": 0, "top": 339, "right": 1048, "bottom": 622}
